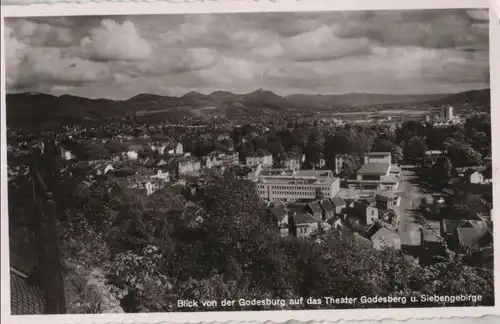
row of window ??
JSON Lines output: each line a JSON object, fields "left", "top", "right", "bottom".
{"left": 258, "top": 185, "right": 331, "bottom": 191}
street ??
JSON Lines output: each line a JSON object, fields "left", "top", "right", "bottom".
{"left": 396, "top": 168, "right": 424, "bottom": 246}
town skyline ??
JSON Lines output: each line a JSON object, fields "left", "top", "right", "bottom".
{"left": 5, "top": 8, "right": 489, "bottom": 100}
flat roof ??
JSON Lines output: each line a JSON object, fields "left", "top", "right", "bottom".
{"left": 347, "top": 178, "right": 398, "bottom": 184}
{"left": 260, "top": 177, "right": 338, "bottom": 185}
{"left": 357, "top": 162, "right": 391, "bottom": 175}
{"left": 365, "top": 152, "right": 391, "bottom": 156}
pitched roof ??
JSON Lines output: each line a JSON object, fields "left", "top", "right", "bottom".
{"left": 441, "top": 206, "right": 481, "bottom": 221}
{"left": 456, "top": 227, "right": 492, "bottom": 247}
{"left": 455, "top": 166, "right": 487, "bottom": 174}
{"left": 10, "top": 273, "right": 46, "bottom": 315}
{"left": 331, "top": 196, "right": 346, "bottom": 207}
{"left": 320, "top": 198, "right": 335, "bottom": 211}
{"left": 482, "top": 166, "right": 492, "bottom": 179}
{"left": 271, "top": 206, "right": 287, "bottom": 221}
{"left": 292, "top": 212, "right": 317, "bottom": 225}
{"left": 307, "top": 202, "right": 322, "bottom": 214}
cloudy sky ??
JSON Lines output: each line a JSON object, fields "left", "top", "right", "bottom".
{"left": 5, "top": 9, "right": 489, "bottom": 100}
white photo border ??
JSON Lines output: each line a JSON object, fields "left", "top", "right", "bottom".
{"left": 1, "top": 0, "right": 499, "bottom": 323}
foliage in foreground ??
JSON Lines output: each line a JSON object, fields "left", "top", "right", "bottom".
{"left": 56, "top": 170, "right": 494, "bottom": 312}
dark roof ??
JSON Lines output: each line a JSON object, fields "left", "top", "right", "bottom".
{"left": 271, "top": 206, "right": 287, "bottom": 221}
{"left": 331, "top": 197, "right": 346, "bottom": 207}
{"left": 365, "top": 152, "right": 390, "bottom": 156}
{"left": 292, "top": 212, "right": 317, "bottom": 225}
{"left": 354, "top": 198, "right": 376, "bottom": 208}
{"left": 320, "top": 199, "right": 335, "bottom": 211}
{"left": 10, "top": 273, "right": 46, "bottom": 315}
{"left": 287, "top": 203, "right": 307, "bottom": 214}
{"left": 441, "top": 206, "right": 481, "bottom": 221}
{"left": 308, "top": 202, "right": 322, "bottom": 214}
{"left": 456, "top": 227, "right": 492, "bottom": 247}
{"left": 482, "top": 166, "right": 492, "bottom": 179}
{"left": 442, "top": 189, "right": 455, "bottom": 196}
{"left": 357, "top": 163, "right": 390, "bottom": 175}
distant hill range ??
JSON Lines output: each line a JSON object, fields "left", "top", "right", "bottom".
{"left": 6, "top": 88, "right": 490, "bottom": 126}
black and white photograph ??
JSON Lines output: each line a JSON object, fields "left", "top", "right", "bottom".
{"left": 1, "top": 1, "right": 497, "bottom": 322}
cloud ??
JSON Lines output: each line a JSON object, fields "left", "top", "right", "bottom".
{"left": 81, "top": 19, "right": 152, "bottom": 61}
{"left": 335, "top": 9, "right": 489, "bottom": 51}
{"left": 283, "top": 26, "right": 372, "bottom": 62}
{"left": 4, "top": 26, "right": 27, "bottom": 87}
{"left": 4, "top": 9, "right": 489, "bottom": 99}
{"left": 17, "top": 21, "right": 73, "bottom": 47}
{"left": 14, "top": 47, "right": 112, "bottom": 89}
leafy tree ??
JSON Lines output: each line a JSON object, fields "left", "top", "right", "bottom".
{"left": 193, "top": 139, "right": 214, "bottom": 158}
{"left": 107, "top": 245, "right": 172, "bottom": 312}
{"left": 447, "top": 143, "right": 482, "bottom": 167}
{"left": 390, "top": 146, "right": 403, "bottom": 165}
{"left": 340, "top": 155, "right": 357, "bottom": 178}
{"left": 431, "top": 154, "right": 453, "bottom": 186}
{"left": 104, "top": 140, "right": 127, "bottom": 154}
{"left": 372, "top": 139, "right": 397, "bottom": 152}
{"left": 403, "top": 136, "right": 427, "bottom": 164}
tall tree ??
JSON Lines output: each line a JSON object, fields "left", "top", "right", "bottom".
{"left": 403, "top": 136, "right": 427, "bottom": 164}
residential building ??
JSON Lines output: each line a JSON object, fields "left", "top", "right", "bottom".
{"left": 352, "top": 199, "right": 379, "bottom": 226}
{"left": 289, "top": 212, "right": 319, "bottom": 238}
{"left": 375, "top": 193, "right": 400, "bottom": 210}
{"left": 168, "top": 142, "right": 184, "bottom": 156}
{"left": 287, "top": 202, "right": 323, "bottom": 221}
{"left": 250, "top": 168, "right": 341, "bottom": 202}
{"left": 151, "top": 170, "right": 170, "bottom": 182}
{"left": 116, "top": 175, "right": 166, "bottom": 196}
{"left": 363, "top": 152, "right": 392, "bottom": 165}
{"left": 334, "top": 155, "right": 344, "bottom": 175}
{"left": 465, "top": 170, "right": 485, "bottom": 184}
{"left": 160, "top": 157, "right": 201, "bottom": 178}
{"left": 330, "top": 196, "right": 347, "bottom": 215}
{"left": 308, "top": 201, "right": 323, "bottom": 220}
{"left": 246, "top": 152, "right": 273, "bottom": 167}
{"left": 178, "top": 158, "right": 201, "bottom": 176}
{"left": 456, "top": 227, "right": 493, "bottom": 249}
{"left": 319, "top": 198, "right": 336, "bottom": 220}
{"left": 204, "top": 151, "right": 239, "bottom": 169}
{"left": 284, "top": 155, "right": 303, "bottom": 171}
{"left": 270, "top": 205, "right": 288, "bottom": 227}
